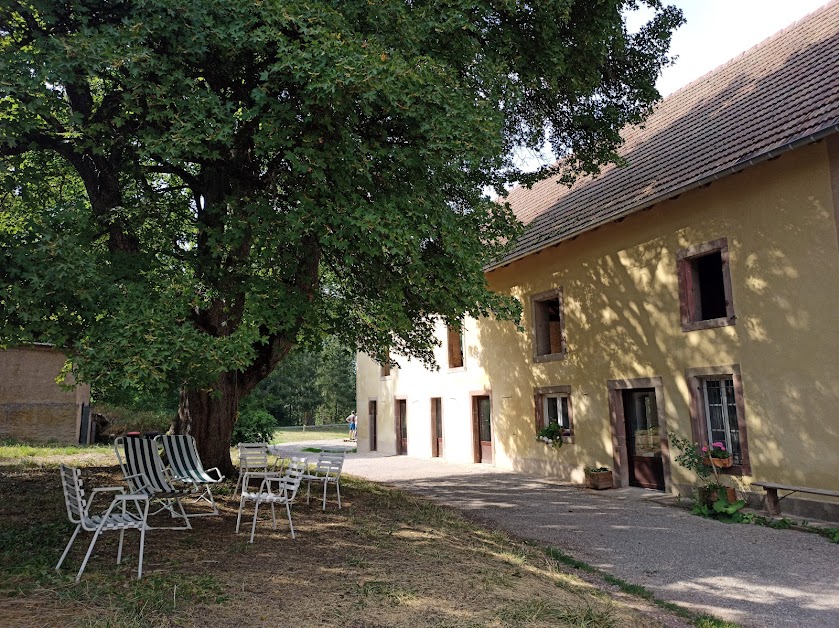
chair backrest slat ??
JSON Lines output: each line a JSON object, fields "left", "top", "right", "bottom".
{"left": 160, "top": 435, "right": 208, "bottom": 483}
{"left": 316, "top": 453, "right": 345, "bottom": 477}
{"left": 59, "top": 464, "right": 85, "bottom": 524}
{"left": 238, "top": 443, "right": 269, "bottom": 470}
{"left": 116, "top": 436, "right": 173, "bottom": 495}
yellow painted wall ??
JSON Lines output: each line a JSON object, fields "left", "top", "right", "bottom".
{"left": 357, "top": 139, "right": 839, "bottom": 497}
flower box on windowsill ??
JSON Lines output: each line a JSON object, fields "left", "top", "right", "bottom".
{"left": 704, "top": 456, "right": 733, "bottom": 468}
{"left": 584, "top": 470, "right": 613, "bottom": 490}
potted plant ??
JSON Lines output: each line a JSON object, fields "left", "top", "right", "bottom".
{"left": 584, "top": 467, "right": 613, "bottom": 490}
{"left": 702, "top": 442, "right": 733, "bottom": 468}
{"left": 536, "top": 423, "right": 564, "bottom": 449}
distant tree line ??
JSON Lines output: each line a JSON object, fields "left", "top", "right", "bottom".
{"left": 240, "top": 338, "right": 357, "bottom": 426}
{"left": 96, "top": 338, "right": 356, "bottom": 434}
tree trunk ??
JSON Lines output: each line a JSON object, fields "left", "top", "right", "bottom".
{"left": 175, "top": 371, "right": 239, "bottom": 477}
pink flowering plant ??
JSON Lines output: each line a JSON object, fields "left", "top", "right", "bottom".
{"left": 702, "top": 442, "right": 730, "bottom": 459}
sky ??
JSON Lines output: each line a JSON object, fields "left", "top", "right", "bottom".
{"left": 627, "top": 0, "right": 831, "bottom": 96}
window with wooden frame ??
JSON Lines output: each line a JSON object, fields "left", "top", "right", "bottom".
{"left": 531, "top": 288, "right": 566, "bottom": 362}
{"left": 534, "top": 385, "right": 574, "bottom": 441}
{"left": 677, "top": 238, "right": 735, "bottom": 332}
{"left": 380, "top": 352, "right": 391, "bottom": 378}
{"left": 446, "top": 325, "right": 464, "bottom": 369}
{"left": 686, "top": 365, "right": 750, "bottom": 475}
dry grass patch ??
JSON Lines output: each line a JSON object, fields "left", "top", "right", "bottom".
{"left": 1, "top": 452, "right": 685, "bottom": 627}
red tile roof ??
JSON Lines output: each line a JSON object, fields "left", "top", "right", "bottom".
{"left": 493, "top": 1, "right": 839, "bottom": 269}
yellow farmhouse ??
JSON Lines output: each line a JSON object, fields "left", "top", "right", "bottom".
{"left": 356, "top": 3, "right": 839, "bottom": 520}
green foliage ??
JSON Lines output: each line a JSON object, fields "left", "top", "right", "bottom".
{"left": 691, "top": 488, "right": 746, "bottom": 523}
{"left": 668, "top": 431, "right": 711, "bottom": 481}
{"left": 585, "top": 466, "right": 610, "bottom": 476}
{"left": 536, "top": 423, "right": 565, "bottom": 448}
{"left": 232, "top": 409, "right": 277, "bottom": 445}
{"left": 241, "top": 339, "right": 356, "bottom": 426}
{"left": 0, "top": 0, "right": 684, "bottom": 454}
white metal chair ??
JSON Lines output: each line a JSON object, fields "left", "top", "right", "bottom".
{"left": 302, "top": 452, "right": 345, "bottom": 510}
{"left": 234, "top": 442, "right": 271, "bottom": 497}
{"left": 114, "top": 435, "right": 195, "bottom": 530}
{"left": 236, "top": 456, "right": 307, "bottom": 542}
{"left": 56, "top": 464, "right": 150, "bottom": 582}
{"left": 156, "top": 434, "right": 224, "bottom": 516}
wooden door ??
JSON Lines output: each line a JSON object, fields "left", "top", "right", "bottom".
{"left": 431, "top": 398, "right": 443, "bottom": 457}
{"left": 368, "top": 400, "right": 377, "bottom": 452}
{"left": 474, "top": 395, "right": 492, "bottom": 464}
{"left": 623, "top": 389, "right": 664, "bottom": 490}
{"left": 395, "top": 399, "right": 407, "bottom": 455}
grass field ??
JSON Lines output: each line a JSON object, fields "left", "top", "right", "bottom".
{"left": 0, "top": 442, "right": 735, "bottom": 628}
{"left": 271, "top": 425, "right": 349, "bottom": 443}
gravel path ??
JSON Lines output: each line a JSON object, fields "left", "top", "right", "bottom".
{"left": 271, "top": 441, "right": 839, "bottom": 627}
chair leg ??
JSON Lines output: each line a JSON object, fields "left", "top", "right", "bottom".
{"left": 286, "top": 501, "right": 295, "bottom": 540}
{"left": 306, "top": 479, "right": 312, "bottom": 505}
{"left": 137, "top": 501, "right": 149, "bottom": 580}
{"left": 322, "top": 479, "right": 328, "bottom": 511}
{"left": 117, "top": 528, "right": 126, "bottom": 565}
{"left": 233, "top": 473, "right": 243, "bottom": 498}
{"left": 270, "top": 502, "right": 277, "bottom": 529}
{"left": 250, "top": 499, "right": 261, "bottom": 543}
{"left": 56, "top": 524, "right": 82, "bottom": 572}
{"left": 76, "top": 526, "right": 105, "bottom": 583}
{"left": 336, "top": 479, "right": 341, "bottom": 510}
{"left": 235, "top": 495, "right": 246, "bottom": 533}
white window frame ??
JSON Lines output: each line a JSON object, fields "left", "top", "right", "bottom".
{"left": 544, "top": 394, "right": 571, "bottom": 432}
{"left": 702, "top": 376, "right": 741, "bottom": 463}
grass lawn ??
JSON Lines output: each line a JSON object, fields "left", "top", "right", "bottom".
{"left": 0, "top": 442, "right": 731, "bottom": 627}
{"left": 271, "top": 425, "right": 349, "bottom": 443}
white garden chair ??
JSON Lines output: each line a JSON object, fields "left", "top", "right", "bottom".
{"left": 302, "top": 451, "right": 345, "bottom": 510}
{"left": 56, "top": 464, "right": 150, "bottom": 582}
{"left": 236, "top": 456, "right": 307, "bottom": 542}
{"left": 156, "top": 434, "right": 224, "bottom": 516}
{"left": 114, "top": 435, "right": 195, "bottom": 530}
{"left": 234, "top": 442, "right": 271, "bottom": 497}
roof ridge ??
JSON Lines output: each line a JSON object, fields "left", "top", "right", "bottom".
{"left": 664, "top": 1, "right": 837, "bottom": 100}
{"left": 492, "top": 1, "right": 839, "bottom": 269}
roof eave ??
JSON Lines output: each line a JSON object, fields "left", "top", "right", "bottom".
{"left": 487, "top": 123, "right": 839, "bottom": 273}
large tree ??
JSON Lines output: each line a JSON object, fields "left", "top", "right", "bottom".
{"left": 0, "top": 0, "right": 683, "bottom": 474}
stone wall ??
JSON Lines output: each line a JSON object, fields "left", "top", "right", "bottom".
{"left": 0, "top": 345, "right": 89, "bottom": 443}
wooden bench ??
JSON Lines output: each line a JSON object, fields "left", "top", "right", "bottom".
{"left": 751, "top": 482, "right": 839, "bottom": 516}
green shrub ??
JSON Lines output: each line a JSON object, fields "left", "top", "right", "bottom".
{"left": 232, "top": 409, "right": 277, "bottom": 444}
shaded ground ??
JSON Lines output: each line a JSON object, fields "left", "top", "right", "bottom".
{"left": 331, "top": 450, "right": 839, "bottom": 628}
{"left": 0, "top": 452, "right": 694, "bottom": 628}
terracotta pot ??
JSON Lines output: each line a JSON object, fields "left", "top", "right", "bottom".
{"left": 703, "top": 456, "right": 733, "bottom": 468}
{"left": 698, "top": 486, "right": 737, "bottom": 505}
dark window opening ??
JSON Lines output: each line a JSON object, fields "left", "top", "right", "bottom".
{"left": 534, "top": 294, "right": 564, "bottom": 356}
{"left": 694, "top": 252, "right": 726, "bottom": 320}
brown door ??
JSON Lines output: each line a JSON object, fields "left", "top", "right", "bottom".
{"left": 623, "top": 389, "right": 664, "bottom": 490}
{"left": 368, "top": 400, "right": 377, "bottom": 452}
{"left": 431, "top": 398, "right": 443, "bottom": 457}
{"left": 474, "top": 395, "right": 492, "bottom": 464}
{"left": 395, "top": 399, "right": 407, "bottom": 455}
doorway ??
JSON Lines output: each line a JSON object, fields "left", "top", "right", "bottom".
{"left": 368, "top": 399, "right": 377, "bottom": 452}
{"left": 472, "top": 395, "right": 492, "bottom": 464}
{"left": 431, "top": 398, "right": 443, "bottom": 457}
{"left": 395, "top": 398, "right": 407, "bottom": 455}
{"left": 622, "top": 388, "right": 665, "bottom": 490}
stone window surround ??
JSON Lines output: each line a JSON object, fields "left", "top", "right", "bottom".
{"left": 676, "top": 237, "right": 736, "bottom": 332}
{"left": 530, "top": 287, "right": 567, "bottom": 363}
{"left": 685, "top": 364, "right": 751, "bottom": 476}
{"left": 534, "top": 385, "right": 575, "bottom": 444}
